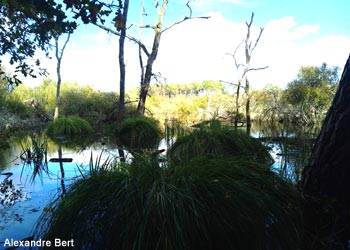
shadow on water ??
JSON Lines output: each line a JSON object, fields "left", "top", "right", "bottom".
{"left": 251, "top": 121, "right": 321, "bottom": 182}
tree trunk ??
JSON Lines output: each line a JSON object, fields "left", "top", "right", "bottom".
{"left": 53, "top": 34, "right": 70, "bottom": 121}
{"left": 301, "top": 54, "right": 350, "bottom": 248}
{"left": 136, "top": 0, "right": 168, "bottom": 115}
{"left": 302, "top": 54, "right": 350, "bottom": 202}
{"left": 116, "top": 0, "right": 129, "bottom": 124}
{"left": 245, "top": 77, "right": 251, "bottom": 132}
{"left": 54, "top": 37, "right": 62, "bottom": 121}
{"left": 234, "top": 81, "right": 241, "bottom": 128}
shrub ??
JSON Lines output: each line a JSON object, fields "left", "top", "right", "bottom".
{"left": 118, "top": 116, "right": 162, "bottom": 152}
{"left": 35, "top": 156, "right": 302, "bottom": 250}
{"left": 168, "top": 122, "right": 273, "bottom": 165}
{"left": 47, "top": 116, "right": 93, "bottom": 138}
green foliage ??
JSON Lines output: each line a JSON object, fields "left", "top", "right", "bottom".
{"left": 168, "top": 121, "right": 273, "bottom": 165}
{"left": 11, "top": 79, "right": 130, "bottom": 125}
{"left": 280, "top": 63, "right": 339, "bottom": 125}
{"left": 47, "top": 115, "right": 93, "bottom": 138}
{"left": 149, "top": 80, "right": 226, "bottom": 98}
{"left": 252, "top": 84, "right": 284, "bottom": 122}
{"left": 0, "top": 0, "right": 76, "bottom": 85}
{"left": 294, "top": 63, "right": 339, "bottom": 87}
{"left": 251, "top": 64, "right": 338, "bottom": 125}
{"left": 3, "top": 94, "right": 31, "bottom": 117}
{"left": 118, "top": 116, "right": 162, "bottom": 152}
{"left": 147, "top": 80, "right": 234, "bottom": 127}
{"left": 35, "top": 154, "right": 303, "bottom": 250}
{"left": 60, "top": 83, "right": 118, "bottom": 125}
{"left": 0, "top": 76, "right": 31, "bottom": 117}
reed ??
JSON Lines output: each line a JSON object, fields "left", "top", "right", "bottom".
{"left": 168, "top": 122, "right": 273, "bottom": 165}
{"left": 19, "top": 134, "right": 49, "bottom": 183}
{"left": 118, "top": 116, "right": 162, "bottom": 152}
{"left": 35, "top": 155, "right": 302, "bottom": 250}
{"left": 47, "top": 115, "right": 93, "bottom": 138}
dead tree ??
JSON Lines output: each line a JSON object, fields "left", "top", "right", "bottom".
{"left": 94, "top": 1, "right": 209, "bottom": 116}
{"left": 226, "top": 12, "right": 267, "bottom": 131}
{"left": 136, "top": 0, "right": 210, "bottom": 115}
{"left": 53, "top": 33, "right": 71, "bottom": 120}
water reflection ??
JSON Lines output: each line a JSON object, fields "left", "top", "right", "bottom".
{"left": 0, "top": 122, "right": 319, "bottom": 243}
{"left": 0, "top": 132, "right": 121, "bottom": 243}
{"left": 251, "top": 122, "right": 320, "bottom": 182}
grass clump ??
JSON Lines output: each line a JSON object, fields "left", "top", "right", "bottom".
{"left": 118, "top": 116, "right": 162, "bottom": 152}
{"left": 47, "top": 115, "right": 93, "bottom": 138}
{"left": 168, "top": 121, "right": 273, "bottom": 165}
{"left": 35, "top": 154, "right": 302, "bottom": 250}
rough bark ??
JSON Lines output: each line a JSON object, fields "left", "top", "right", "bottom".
{"left": 116, "top": 0, "right": 129, "bottom": 124}
{"left": 301, "top": 54, "right": 350, "bottom": 249}
{"left": 302, "top": 54, "right": 350, "bottom": 203}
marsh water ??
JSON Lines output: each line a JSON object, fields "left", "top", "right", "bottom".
{"left": 0, "top": 123, "right": 318, "bottom": 247}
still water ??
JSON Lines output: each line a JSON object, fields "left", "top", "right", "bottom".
{"left": 0, "top": 123, "right": 316, "bottom": 247}
{"left": 0, "top": 134, "right": 123, "bottom": 247}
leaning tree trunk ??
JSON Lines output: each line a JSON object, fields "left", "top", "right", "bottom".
{"left": 301, "top": 54, "right": 350, "bottom": 249}
{"left": 302, "top": 54, "right": 350, "bottom": 202}
{"left": 136, "top": 0, "right": 167, "bottom": 115}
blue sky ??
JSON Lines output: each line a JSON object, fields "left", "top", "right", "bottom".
{"left": 189, "top": 0, "right": 350, "bottom": 35}
{"left": 19, "top": 0, "right": 350, "bottom": 91}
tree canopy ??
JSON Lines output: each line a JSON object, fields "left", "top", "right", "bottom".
{"left": 282, "top": 63, "right": 339, "bottom": 124}
{"left": 0, "top": 0, "right": 76, "bottom": 85}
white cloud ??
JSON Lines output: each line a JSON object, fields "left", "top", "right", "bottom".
{"left": 154, "top": 14, "right": 350, "bottom": 89}
{"left": 19, "top": 14, "right": 350, "bottom": 92}
{"left": 263, "top": 16, "right": 319, "bottom": 42}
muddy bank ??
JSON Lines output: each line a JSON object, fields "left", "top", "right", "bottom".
{"left": 0, "top": 110, "right": 48, "bottom": 134}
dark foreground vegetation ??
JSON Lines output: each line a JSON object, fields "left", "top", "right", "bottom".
{"left": 0, "top": 1, "right": 349, "bottom": 248}
{"left": 34, "top": 122, "right": 303, "bottom": 250}
{"left": 0, "top": 60, "right": 347, "bottom": 249}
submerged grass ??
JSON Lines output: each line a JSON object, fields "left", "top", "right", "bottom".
{"left": 35, "top": 154, "right": 303, "bottom": 250}
{"left": 19, "top": 133, "right": 49, "bottom": 184}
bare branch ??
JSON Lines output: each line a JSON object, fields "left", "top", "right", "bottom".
{"left": 244, "top": 12, "right": 264, "bottom": 55}
{"left": 56, "top": 32, "right": 71, "bottom": 63}
{"left": 161, "top": 1, "right": 210, "bottom": 34}
{"left": 246, "top": 12, "right": 254, "bottom": 28}
{"left": 161, "top": 15, "right": 210, "bottom": 34}
{"left": 242, "top": 66, "right": 269, "bottom": 79}
{"left": 138, "top": 0, "right": 145, "bottom": 84}
{"left": 93, "top": 22, "right": 150, "bottom": 57}
{"left": 138, "top": 24, "right": 154, "bottom": 29}
{"left": 219, "top": 80, "right": 245, "bottom": 89}
{"left": 232, "top": 39, "right": 245, "bottom": 69}
{"left": 186, "top": 0, "right": 193, "bottom": 17}
{"left": 251, "top": 27, "right": 264, "bottom": 53}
